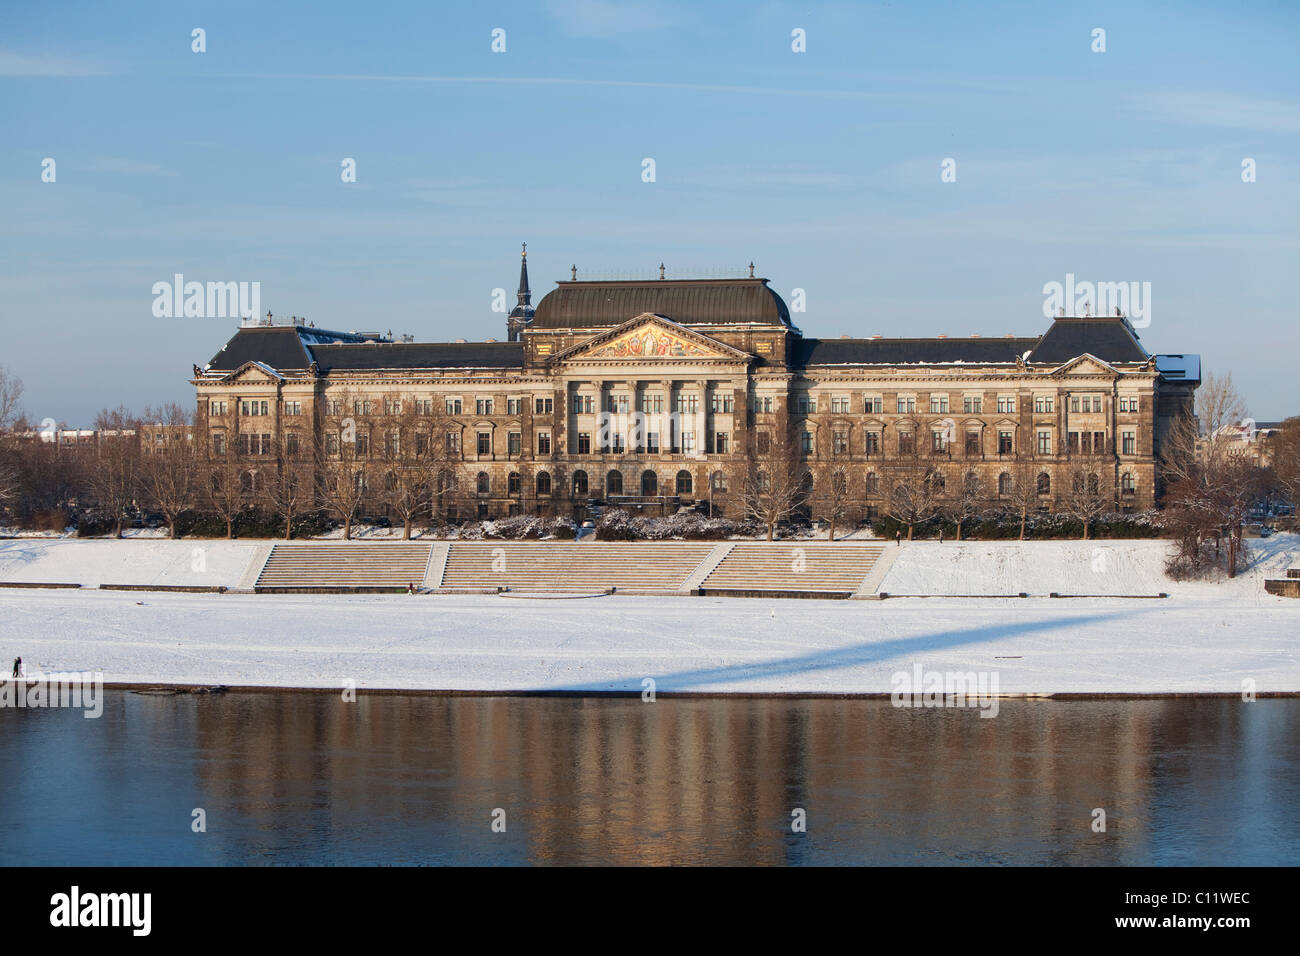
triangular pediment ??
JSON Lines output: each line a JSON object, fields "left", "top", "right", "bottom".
{"left": 221, "top": 360, "right": 285, "bottom": 384}
{"left": 1049, "top": 353, "right": 1119, "bottom": 378}
{"left": 549, "top": 314, "right": 751, "bottom": 364}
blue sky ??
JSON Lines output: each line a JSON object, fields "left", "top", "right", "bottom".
{"left": 2, "top": 0, "right": 1297, "bottom": 423}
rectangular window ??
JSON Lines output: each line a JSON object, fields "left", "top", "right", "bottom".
{"left": 831, "top": 397, "right": 850, "bottom": 414}
{"left": 756, "top": 432, "right": 771, "bottom": 455}
{"left": 577, "top": 433, "right": 591, "bottom": 454}
{"left": 1069, "top": 431, "right": 1081, "bottom": 454}
{"left": 682, "top": 432, "right": 696, "bottom": 454}
{"left": 965, "top": 431, "right": 980, "bottom": 456}
{"left": 644, "top": 431, "right": 659, "bottom": 454}
{"left": 931, "top": 430, "right": 948, "bottom": 452}
{"left": 864, "top": 396, "right": 882, "bottom": 414}
{"left": 676, "top": 395, "right": 700, "bottom": 414}
{"left": 1034, "top": 396, "right": 1055, "bottom": 414}
{"left": 1122, "top": 431, "right": 1135, "bottom": 455}
{"left": 326, "top": 400, "right": 342, "bottom": 417}
{"left": 750, "top": 396, "right": 773, "bottom": 414}
{"left": 325, "top": 433, "right": 339, "bottom": 456}
{"left": 535, "top": 397, "right": 553, "bottom": 414}
{"left": 446, "top": 431, "right": 460, "bottom": 454}
{"left": 507, "top": 397, "right": 522, "bottom": 416}
{"left": 355, "top": 433, "right": 369, "bottom": 456}
{"left": 711, "top": 394, "right": 734, "bottom": 413}
{"left": 898, "top": 432, "right": 915, "bottom": 455}
{"left": 997, "top": 396, "right": 1016, "bottom": 414}
{"left": 353, "top": 400, "right": 372, "bottom": 416}
{"left": 796, "top": 395, "right": 815, "bottom": 415}
{"left": 446, "top": 399, "right": 462, "bottom": 415}
{"left": 641, "top": 395, "right": 664, "bottom": 413}
{"left": 896, "top": 397, "right": 916, "bottom": 414}
{"left": 929, "top": 395, "right": 950, "bottom": 414}
{"left": 963, "top": 396, "right": 983, "bottom": 414}
{"left": 613, "top": 434, "right": 626, "bottom": 454}
{"left": 998, "top": 430, "right": 1013, "bottom": 454}
{"left": 801, "top": 432, "right": 813, "bottom": 454}
{"left": 286, "top": 432, "right": 299, "bottom": 456}
{"left": 833, "top": 431, "right": 848, "bottom": 455}
{"left": 476, "top": 398, "right": 493, "bottom": 416}
{"left": 1037, "top": 431, "right": 1052, "bottom": 455}
{"left": 415, "top": 399, "right": 433, "bottom": 416}
{"left": 477, "top": 432, "right": 491, "bottom": 455}
{"left": 415, "top": 433, "right": 429, "bottom": 456}
{"left": 1070, "top": 396, "right": 1081, "bottom": 413}
{"left": 212, "top": 432, "right": 226, "bottom": 455}
{"left": 508, "top": 432, "right": 521, "bottom": 456}
{"left": 537, "top": 432, "right": 551, "bottom": 455}
{"left": 715, "top": 432, "right": 729, "bottom": 454}
{"left": 210, "top": 401, "right": 227, "bottom": 417}
{"left": 1094, "top": 431, "right": 1107, "bottom": 454}
{"left": 237, "top": 434, "right": 250, "bottom": 456}
{"left": 865, "top": 431, "right": 880, "bottom": 455}
{"left": 385, "top": 400, "right": 401, "bottom": 416}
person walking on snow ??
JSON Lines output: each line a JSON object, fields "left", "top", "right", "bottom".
{"left": 12, "top": 657, "right": 24, "bottom": 678}
{"left": 895, "top": 530, "right": 901, "bottom": 546}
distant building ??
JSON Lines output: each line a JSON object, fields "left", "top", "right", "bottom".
{"left": 191, "top": 249, "right": 1200, "bottom": 521}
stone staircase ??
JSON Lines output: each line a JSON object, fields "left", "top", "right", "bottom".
{"left": 439, "top": 541, "right": 717, "bottom": 593}
{"left": 699, "top": 542, "right": 886, "bottom": 597}
{"left": 255, "top": 542, "right": 433, "bottom": 591}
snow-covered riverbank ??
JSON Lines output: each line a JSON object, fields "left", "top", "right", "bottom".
{"left": 1, "top": 536, "right": 1295, "bottom": 695}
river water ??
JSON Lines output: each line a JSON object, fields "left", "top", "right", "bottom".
{"left": 1, "top": 692, "right": 1295, "bottom": 865}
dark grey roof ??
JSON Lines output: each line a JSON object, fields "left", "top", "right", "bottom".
{"left": 532, "top": 278, "right": 791, "bottom": 329}
{"left": 796, "top": 336, "right": 1035, "bottom": 366}
{"left": 207, "top": 327, "right": 314, "bottom": 371}
{"left": 1027, "top": 317, "right": 1148, "bottom": 365}
{"left": 307, "top": 341, "right": 525, "bottom": 371}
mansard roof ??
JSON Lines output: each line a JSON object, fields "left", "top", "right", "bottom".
{"left": 1027, "top": 316, "right": 1148, "bottom": 365}
{"left": 796, "top": 336, "right": 1036, "bottom": 367}
{"left": 309, "top": 341, "right": 525, "bottom": 371}
{"left": 205, "top": 325, "right": 381, "bottom": 372}
{"left": 531, "top": 278, "right": 792, "bottom": 330}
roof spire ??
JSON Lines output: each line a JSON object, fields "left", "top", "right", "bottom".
{"left": 516, "top": 242, "right": 531, "bottom": 309}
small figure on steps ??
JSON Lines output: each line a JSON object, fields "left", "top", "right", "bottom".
{"left": 12, "top": 657, "right": 24, "bottom": 679}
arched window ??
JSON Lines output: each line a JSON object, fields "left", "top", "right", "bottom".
{"left": 963, "top": 472, "right": 979, "bottom": 496}
{"left": 711, "top": 471, "right": 728, "bottom": 492}
{"left": 476, "top": 471, "right": 490, "bottom": 496}
{"left": 641, "top": 470, "right": 658, "bottom": 496}
{"left": 573, "top": 470, "right": 589, "bottom": 497}
{"left": 865, "top": 472, "right": 880, "bottom": 496}
{"left": 240, "top": 471, "right": 256, "bottom": 494}
{"left": 675, "top": 470, "right": 692, "bottom": 495}
{"left": 508, "top": 471, "right": 521, "bottom": 495}
{"left": 1037, "top": 472, "right": 1051, "bottom": 496}
{"left": 998, "top": 472, "right": 1012, "bottom": 497}
{"left": 1121, "top": 472, "right": 1135, "bottom": 495}
{"left": 927, "top": 470, "right": 946, "bottom": 494}
{"left": 536, "top": 471, "right": 551, "bottom": 496}
{"left": 606, "top": 470, "right": 624, "bottom": 495}
{"left": 1088, "top": 473, "right": 1100, "bottom": 495}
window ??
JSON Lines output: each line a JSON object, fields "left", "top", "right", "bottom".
{"left": 508, "top": 431, "right": 521, "bottom": 456}
{"left": 477, "top": 472, "right": 490, "bottom": 496}
{"left": 353, "top": 400, "right": 373, "bottom": 416}
{"left": 896, "top": 396, "right": 916, "bottom": 414}
{"left": 577, "top": 432, "right": 591, "bottom": 455}
{"left": 998, "top": 430, "right": 1013, "bottom": 455}
{"left": 536, "top": 471, "right": 551, "bottom": 496}
{"left": 642, "top": 394, "right": 664, "bottom": 413}
{"left": 929, "top": 395, "right": 950, "bottom": 414}
{"left": 476, "top": 398, "right": 493, "bottom": 416}
{"left": 750, "top": 396, "right": 773, "bottom": 414}
{"left": 831, "top": 396, "right": 850, "bottom": 414}
{"left": 508, "top": 472, "right": 521, "bottom": 495}
{"left": 865, "top": 431, "right": 880, "bottom": 455}
{"left": 711, "top": 393, "right": 734, "bottom": 413}
{"left": 384, "top": 431, "right": 399, "bottom": 457}
{"left": 608, "top": 394, "right": 629, "bottom": 414}
{"left": 711, "top": 471, "right": 728, "bottom": 492}
{"left": 963, "top": 396, "right": 983, "bottom": 414}
{"left": 1121, "top": 473, "right": 1135, "bottom": 495}
{"left": 641, "top": 470, "right": 658, "bottom": 496}
{"left": 241, "top": 400, "right": 269, "bottom": 417}
{"left": 682, "top": 432, "right": 696, "bottom": 454}
{"left": 326, "top": 400, "right": 342, "bottom": 416}
{"left": 833, "top": 430, "right": 848, "bottom": 455}
{"left": 715, "top": 432, "right": 729, "bottom": 454}
{"left": 756, "top": 432, "right": 771, "bottom": 455}
{"left": 1037, "top": 472, "right": 1051, "bottom": 496}
{"left": 572, "top": 395, "right": 593, "bottom": 414}
{"left": 865, "top": 473, "right": 880, "bottom": 495}
{"left": 1122, "top": 431, "right": 1136, "bottom": 456}
{"left": 415, "top": 433, "right": 429, "bottom": 456}
{"left": 997, "top": 396, "right": 1016, "bottom": 414}
{"left": 676, "top": 470, "right": 693, "bottom": 495}
{"left": 446, "top": 431, "right": 460, "bottom": 454}
{"left": 965, "top": 431, "right": 980, "bottom": 457}
{"left": 931, "top": 430, "right": 948, "bottom": 452}
{"left": 286, "top": 432, "right": 299, "bottom": 456}
{"left": 1070, "top": 396, "right": 1080, "bottom": 414}
{"left": 898, "top": 431, "right": 915, "bottom": 456}
{"left": 757, "top": 471, "right": 771, "bottom": 493}
{"left": 477, "top": 432, "right": 491, "bottom": 456}
{"left": 534, "top": 397, "right": 553, "bottom": 414}
{"left": 445, "top": 398, "right": 462, "bottom": 415}
{"left": 1034, "top": 396, "right": 1054, "bottom": 414}
{"left": 1037, "top": 431, "right": 1052, "bottom": 455}
{"left": 606, "top": 470, "right": 623, "bottom": 495}
{"left": 325, "top": 433, "right": 339, "bottom": 456}
{"left": 382, "top": 400, "right": 400, "bottom": 416}
{"left": 573, "top": 470, "right": 589, "bottom": 497}
{"left": 507, "top": 397, "right": 522, "bottom": 415}
{"left": 645, "top": 431, "right": 659, "bottom": 454}
{"left": 1069, "top": 431, "right": 1081, "bottom": 454}
{"left": 537, "top": 432, "right": 551, "bottom": 455}
{"left": 676, "top": 394, "right": 700, "bottom": 414}
{"left": 1119, "top": 396, "right": 1137, "bottom": 414}
{"left": 210, "top": 401, "right": 227, "bottom": 417}
{"left": 355, "top": 432, "right": 369, "bottom": 456}
{"left": 864, "top": 396, "right": 883, "bottom": 414}
{"left": 1093, "top": 431, "right": 1107, "bottom": 454}
{"left": 415, "top": 399, "right": 433, "bottom": 416}
{"left": 612, "top": 434, "right": 626, "bottom": 454}
{"left": 927, "top": 470, "right": 946, "bottom": 494}
{"left": 998, "top": 472, "right": 1012, "bottom": 496}
{"left": 212, "top": 432, "right": 226, "bottom": 455}
{"left": 801, "top": 432, "right": 813, "bottom": 454}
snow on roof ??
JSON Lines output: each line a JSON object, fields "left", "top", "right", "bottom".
{"left": 1154, "top": 354, "right": 1201, "bottom": 381}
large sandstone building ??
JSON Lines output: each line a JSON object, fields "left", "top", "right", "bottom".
{"left": 192, "top": 249, "right": 1199, "bottom": 523}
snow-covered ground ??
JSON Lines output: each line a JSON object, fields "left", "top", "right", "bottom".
{"left": 0, "top": 536, "right": 1296, "bottom": 694}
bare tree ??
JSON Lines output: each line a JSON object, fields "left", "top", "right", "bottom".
{"left": 884, "top": 419, "right": 941, "bottom": 539}
{"left": 374, "top": 394, "right": 438, "bottom": 539}
{"left": 317, "top": 393, "right": 371, "bottom": 539}
{"left": 88, "top": 406, "right": 141, "bottom": 537}
{"left": 1268, "top": 417, "right": 1300, "bottom": 524}
{"left": 997, "top": 457, "right": 1043, "bottom": 540}
{"left": 740, "top": 419, "right": 808, "bottom": 540}
{"left": 947, "top": 469, "right": 986, "bottom": 540}
{"left": 140, "top": 404, "right": 196, "bottom": 538}
{"left": 0, "top": 365, "right": 23, "bottom": 431}
{"left": 265, "top": 433, "right": 310, "bottom": 539}
{"left": 1062, "top": 456, "right": 1113, "bottom": 540}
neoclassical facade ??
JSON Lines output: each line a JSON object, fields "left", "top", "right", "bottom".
{"left": 192, "top": 249, "right": 1199, "bottom": 522}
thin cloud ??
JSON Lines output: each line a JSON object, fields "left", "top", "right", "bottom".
{"left": 87, "top": 157, "right": 178, "bottom": 177}
{"left": 1133, "top": 91, "right": 1300, "bottom": 134}
{"left": 545, "top": 0, "right": 690, "bottom": 38}
{"left": 0, "top": 50, "right": 117, "bottom": 77}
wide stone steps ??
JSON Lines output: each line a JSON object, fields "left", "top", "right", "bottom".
{"left": 256, "top": 543, "right": 432, "bottom": 589}
{"left": 440, "top": 542, "right": 716, "bottom": 592}
{"left": 701, "top": 543, "right": 885, "bottom": 594}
